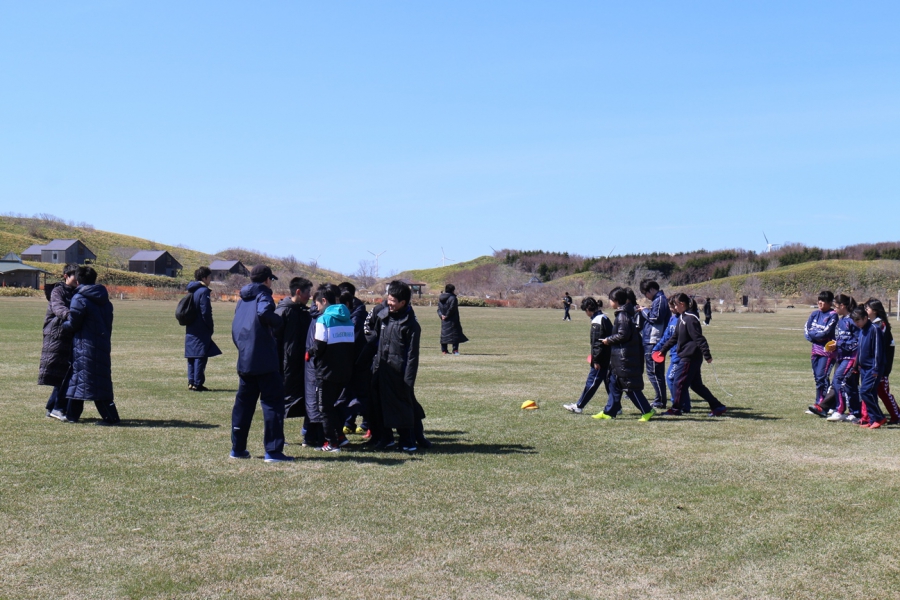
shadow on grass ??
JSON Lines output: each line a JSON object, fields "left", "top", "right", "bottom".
{"left": 257, "top": 454, "right": 409, "bottom": 466}
{"left": 200, "top": 389, "right": 238, "bottom": 393}
{"left": 103, "top": 419, "right": 221, "bottom": 429}
{"left": 651, "top": 406, "right": 777, "bottom": 422}
{"left": 427, "top": 442, "right": 537, "bottom": 455}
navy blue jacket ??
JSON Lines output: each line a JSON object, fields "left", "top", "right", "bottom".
{"left": 653, "top": 314, "right": 681, "bottom": 365}
{"left": 231, "top": 283, "right": 282, "bottom": 375}
{"left": 639, "top": 290, "right": 671, "bottom": 347}
{"left": 834, "top": 315, "right": 859, "bottom": 359}
{"left": 856, "top": 320, "right": 885, "bottom": 376}
{"left": 184, "top": 281, "right": 222, "bottom": 359}
{"left": 63, "top": 284, "right": 114, "bottom": 401}
{"left": 805, "top": 309, "right": 838, "bottom": 356}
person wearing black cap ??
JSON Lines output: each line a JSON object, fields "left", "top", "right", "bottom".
{"left": 229, "top": 265, "right": 293, "bottom": 462}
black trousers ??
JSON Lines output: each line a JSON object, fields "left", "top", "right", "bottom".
{"left": 67, "top": 398, "right": 120, "bottom": 423}
{"left": 231, "top": 371, "right": 286, "bottom": 454}
{"left": 317, "top": 380, "right": 344, "bottom": 444}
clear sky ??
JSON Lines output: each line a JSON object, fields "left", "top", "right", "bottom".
{"left": 1, "top": 2, "right": 898, "bottom": 275}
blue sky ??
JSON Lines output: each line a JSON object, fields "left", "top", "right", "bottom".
{"left": 1, "top": 2, "right": 898, "bottom": 275}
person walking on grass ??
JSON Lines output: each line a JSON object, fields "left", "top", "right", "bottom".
{"left": 656, "top": 293, "right": 726, "bottom": 417}
{"left": 864, "top": 299, "right": 898, "bottom": 423}
{"left": 653, "top": 296, "right": 686, "bottom": 411}
{"left": 563, "top": 297, "right": 612, "bottom": 414}
{"left": 804, "top": 290, "right": 838, "bottom": 412}
{"left": 40, "top": 263, "right": 78, "bottom": 421}
{"left": 809, "top": 295, "right": 861, "bottom": 422}
{"left": 62, "top": 266, "right": 120, "bottom": 425}
{"left": 562, "top": 292, "right": 573, "bottom": 321}
{"left": 637, "top": 279, "right": 670, "bottom": 410}
{"left": 592, "top": 287, "right": 654, "bottom": 421}
{"left": 437, "top": 284, "right": 468, "bottom": 354}
{"left": 703, "top": 298, "right": 713, "bottom": 325}
{"left": 852, "top": 306, "right": 887, "bottom": 429}
{"left": 229, "top": 265, "right": 292, "bottom": 462}
{"left": 185, "top": 266, "right": 222, "bottom": 392}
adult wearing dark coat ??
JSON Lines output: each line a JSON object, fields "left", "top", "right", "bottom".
{"left": 185, "top": 266, "right": 222, "bottom": 391}
{"left": 62, "top": 266, "right": 120, "bottom": 424}
{"left": 437, "top": 284, "right": 468, "bottom": 354}
{"left": 703, "top": 298, "right": 713, "bottom": 325}
{"left": 39, "top": 264, "right": 78, "bottom": 419}
{"left": 301, "top": 302, "right": 325, "bottom": 447}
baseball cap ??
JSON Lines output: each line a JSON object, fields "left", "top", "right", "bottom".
{"left": 249, "top": 265, "right": 278, "bottom": 283}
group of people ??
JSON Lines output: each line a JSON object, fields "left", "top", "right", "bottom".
{"left": 804, "top": 291, "right": 897, "bottom": 428}
{"left": 39, "top": 265, "right": 120, "bottom": 425}
{"left": 563, "top": 280, "right": 726, "bottom": 420}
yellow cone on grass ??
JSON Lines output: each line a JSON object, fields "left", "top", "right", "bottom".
{"left": 521, "top": 400, "right": 538, "bottom": 410}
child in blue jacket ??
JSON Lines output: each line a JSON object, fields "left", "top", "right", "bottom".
{"left": 852, "top": 306, "right": 886, "bottom": 429}
{"left": 653, "top": 296, "right": 682, "bottom": 412}
{"left": 804, "top": 290, "right": 838, "bottom": 411}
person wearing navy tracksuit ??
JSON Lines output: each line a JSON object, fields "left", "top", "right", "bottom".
{"left": 852, "top": 307, "right": 887, "bottom": 428}
{"left": 563, "top": 297, "right": 612, "bottom": 414}
{"left": 637, "top": 280, "right": 670, "bottom": 409}
{"left": 653, "top": 299, "right": 685, "bottom": 411}
{"left": 813, "top": 295, "right": 860, "bottom": 421}
{"left": 865, "top": 299, "right": 899, "bottom": 423}
{"left": 804, "top": 291, "right": 838, "bottom": 409}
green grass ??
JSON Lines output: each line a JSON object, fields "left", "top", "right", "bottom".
{"left": 2, "top": 299, "right": 899, "bottom": 599}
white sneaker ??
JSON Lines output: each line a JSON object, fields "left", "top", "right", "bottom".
{"left": 563, "top": 403, "right": 583, "bottom": 414}
{"left": 844, "top": 414, "right": 859, "bottom": 423}
{"left": 804, "top": 409, "right": 815, "bottom": 415}
{"left": 826, "top": 412, "right": 845, "bottom": 421}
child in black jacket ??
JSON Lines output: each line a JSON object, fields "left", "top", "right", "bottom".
{"left": 563, "top": 297, "right": 612, "bottom": 414}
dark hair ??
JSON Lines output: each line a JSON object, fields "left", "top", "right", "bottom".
{"left": 387, "top": 280, "right": 411, "bottom": 303}
{"left": 63, "top": 263, "right": 79, "bottom": 278}
{"left": 668, "top": 296, "right": 677, "bottom": 308}
{"left": 834, "top": 294, "right": 856, "bottom": 312}
{"left": 639, "top": 279, "right": 660, "bottom": 294}
{"left": 76, "top": 266, "right": 97, "bottom": 285}
{"left": 625, "top": 288, "right": 637, "bottom": 305}
{"left": 608, "top": 287, "right": 628, "bottom": 306}
{"left": 339, "top": 289, "right": 354, "bottom": 309}
{"left": 865, "top": 298, "right": 891, "bottom": 332}
{"left": 194, "top": 266, "right": 212, "bottom": 281}
{"left": 580, "top": 297, "right": 602, "bottom": 312}
{"left": 445, "top": 283, "right": 456, "bottom": 294}
{"left": 290, "top": 277, "right": 312, "bottom": 296}
{"left": 818, "top": 290, "right": 835, "bottom": 303}
{"left": 313, "top": 283, "right": 338, "bottom": 305}
{"left": 673, "top": 292, "right": 698, "bottom": 314}
{"left": 850, "top": 306, "right": 869, "bottom": 322}
{"left": 338, "top": 281, "right": 356, "bottom": 296}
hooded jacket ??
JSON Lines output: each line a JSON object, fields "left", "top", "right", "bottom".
{"left": 606, "top": 304, "right": 644, "bottom": 390}
{"left": 184, "top": 280, "right": 222, "bottom": 359}
{"left": 658, "top": 310, "right": 712, "bottom": 362}
{"left": 275, "top": 296, "right": 312, "bottom": 399}
{"left": 231, "top": 283, "right": 282, "bottom": 375}
{"left": 639, "top": 290, "right": 671, "bottom": 347}
{"left": 63, "top": 284, "right": 114, "bottom": 401}
{"left": 311, "top": 303, "right": 355, "bottom": 384}
{"left": 373, "top": 304, "right": 422, "bottom": 429}
{"left": 872, "top": 318, "right": 894, "bottom": 378}
{"left": 588, "top": 310, "right": 613, "bottom": 369}
{"left": 856, "top": 320, "right": 885, "bottom": 376}
{"left": 653, "top": 314, "right": 681, "bottom": 365}
{"left": 39, "top": 282, "right": 76, "bottom": 387}
{"left": 437, "top": 292, "right": 469, "bottom": 345}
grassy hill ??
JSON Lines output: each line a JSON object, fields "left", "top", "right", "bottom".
{"left": 396, "top": 255, "right": 501, "bottom": 289}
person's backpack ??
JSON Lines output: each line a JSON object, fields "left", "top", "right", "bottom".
{"left": 175, "top": 291, "right": 199, "bottom": 326}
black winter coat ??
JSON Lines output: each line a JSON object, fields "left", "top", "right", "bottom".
{"left": 275, "top": 297, "right": 312, "bottom": 401}
{"left": 588, "top": 311, "right": 613, "bottom": 369}
{"left": 304, "top": 306, "right": 322, "bottom": 423}
{"left": 184, "top": 281, "right": 222, "bottom": 359}
{"left": 437, "top": 293, "right": 468, "bottom": 345}
{"left": 38, "top": 283, "right": 75, "bottom": 387}
{"left": 373, "top": 304, "right": 423, "bottom": 429}
{"left": 63, "top": 284, "right": 114, "bottom": 401}
{"left": 606, "top": 305, "right": 644, "bottom": 390}
{"left": 658, "top": 311, "right": 712, "bottom": 362}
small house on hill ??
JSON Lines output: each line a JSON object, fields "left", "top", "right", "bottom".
{"left": 209, "top": 260, "right": 250, "bottom": 280}
{"left": 21, "top": 245, "right": 45, "bottom": 262}
{"left": 128, "top": 250, "right": 183, "bottom": 277}
{"left": 0, "top": 253, "right": 50, "bottom": 289}
{"left": 34, "top": 239, "right": 96, "bottom": 264}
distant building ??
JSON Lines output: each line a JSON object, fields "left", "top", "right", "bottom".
{"left": 128, "top": 250, "right": 183, "bottom": 277}
{"left": 398, "top": 279, "right": 427, "bottom": 297}
{"left": 0, "top": 253, "right": 50, "bottom": 289}
{"left": 23, "top": 239, "right": 97, "bottom": 264}
{"left": 209, "top": 260, "right": 250, "bottom": 280}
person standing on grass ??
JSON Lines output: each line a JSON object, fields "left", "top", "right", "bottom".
{"left": 62, "top": 266, "right": 120, "bottom": 425}
{"left": 864, "top": 299, "right": 898, "bottom": 423}
{"left": 703, "top": 298, "right": 713, "bottom": 325}
{"left": 852, "top": 306, "right": 887, "bottom": 429}
{"left": 184, "top": 266, "right": 222, "bottom": 392}
{"left": 437, "top": 284, "right": 468, "bottom": 354}
{"left": 275, "top": 276, "right": 312, "bottom": 419}
{"left": 338, "top": 281, "right": 369, "bottom": 434}
{"left": 563, "top": 297, "right": 612, "bottom": 414}
{"left": 40, "top": 263, "right": 78, "bottom": 421}
{"left": 656, "top": 293, "right": 726, "bottom": 417}
{"left": 562, "top": 292, "right": 573, "bottom": 321}
{"left": 637, "top": 279, "right": 670, "bottom": 410}
{"left": 592, "top": 287, "right": 654, "bottom": 421}
{"left": 804, "top": 290, "right": 838, "bottom": 412}
{"left": 229, "top": 265, "right": 292, "bottom": 462}
{"left": 809, "top": 295, "right": 861, "bottom": 421}
{"left": 653, "top": 296, "right": 686, "bottom": 412}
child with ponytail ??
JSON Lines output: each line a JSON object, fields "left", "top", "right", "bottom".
{"left": 851, "top": 306, "right": 887, "bottom": 428}
{"left": 865, "top": 299, "right": 898, "bottom": 423}
{"left": 812, "top": 295, "right": 861, "bottom": 422}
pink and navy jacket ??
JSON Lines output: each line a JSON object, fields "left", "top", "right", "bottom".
{"left": 834, "top": 316, "right": 859, "bottom": 361}
{"left": 805, "top": 309, "right": 838, "bottom": 357}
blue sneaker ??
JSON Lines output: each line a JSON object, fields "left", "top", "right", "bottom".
{"left": 708, "top": 406, "right": 727, "bottom": 417}
{"left": 263, "top": 452, "right": 295, "bottom": 463}
{"left": 229, "top": 449, "right": 251, "bottom": 459}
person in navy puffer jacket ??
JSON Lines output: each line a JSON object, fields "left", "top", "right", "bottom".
{"left": 229, "top": 265, "right": 291, "bottom": 462}
{"left": 637, "top": 279, "right": 671, "bottom": 409}
{"left": 184, "top": 266, "right": 222, "bottom": 392}
{"left": 804, "top": 290, "right": 838, "bottom": 410}
{"left": 62, "top": 266, "right": 120, "bottom": 424}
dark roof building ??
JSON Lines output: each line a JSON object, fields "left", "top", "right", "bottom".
{"left": 209, "top": 260, "right": 250, "bottom": 280}
{"left": 33, "top": 239, "right": 96, "bottom": 264}
{"left": 0, "top": 253, "right": 51, "bottom": 289}
{"left": 21, "top": 245, "right": 45, "bottom": 261}
{"left": 128, "top": 250, "right": 183, "bottom": 277}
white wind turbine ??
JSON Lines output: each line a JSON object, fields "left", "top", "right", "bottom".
{"left": 763, "top": 233, "right": 781, "bottom": 253}
{"left": 368, "top": 250, "right": 386, "bottom": 279}
{"left": 439, "top": 247, "right": 454, "bottom": 267}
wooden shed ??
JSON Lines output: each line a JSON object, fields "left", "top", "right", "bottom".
{"left": 21, "top": 244, "right": 45, "bottom": 262}
{"left": 0, "top": 253, "right": 50, "bottom": 289}
{"left": 128, "top": 250, "right": 183, "bottom": 277}
{"left": 39, "top": 239, "right": 96, "bottom": 264}
{"left": 209, "top": 260, "right": 250, "bottom": 280}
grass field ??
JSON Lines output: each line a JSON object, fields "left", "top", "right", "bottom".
{"left": 2, "top": 298, "right": 899, "bottom": 599}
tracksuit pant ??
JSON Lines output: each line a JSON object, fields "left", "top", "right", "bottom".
{"left": 563, "top": 306, "right": 571, "bottom": 321}
{"left": 187, "top": 357, "right": 208, "bottom": 387}
{"left": 667, "top": 360, "right": 691, "bottom": 412}
{"left": 671, "top": 356, "right": 723, "bottom": 412}
{"left": 877, "top": 377, "right": 900, "bottom": 421}
{"left": 644, "top": 346, "right": 667, "bottom": 406}
{"left": 603, "top": 372, "right": 652, "bottom": 416}
{"left": 66, "top": 398, "right": 120, "bottom": 423}
{"left": 231, "top": 371, "right": 286, "bottom": 454}
{"left": 316, "top": 380, "right": 344, "bottom": 445}
{"left": 575, "top": 366, "right": 609, "bottom": 410}
{"left": 859, "top": 370, "right": 884, "bottom": 423}
{"left": 811, "top": 354, "right": 835, "bottom": 406}
{"left": 828, "top": 359, "right": 860, "bottom": 416}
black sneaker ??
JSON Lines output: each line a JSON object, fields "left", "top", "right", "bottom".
{"left": 806, "top": 405, "right": 827, "bottom": 418}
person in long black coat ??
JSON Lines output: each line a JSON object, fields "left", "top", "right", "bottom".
{"left": 437, "top": 284, "right": 468, "bottom": 354}
{"left": 39, "top": 264, "right": 79, "bottom": 419}
{"left": 184, "top": 266, "right": 222, "bottom": 391}
{"left": 62, "top": 266, "right": 120, "bottom": 424}
{"left": 275, "top": 277, "right": 312, "bottom": 418}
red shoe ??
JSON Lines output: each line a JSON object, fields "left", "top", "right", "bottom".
{"left": 868, "top": 418, "right": 887, "bottom": 429}
{"left": 362, "top": 429, "right": 372, "bottom": 441}
{"left": 859, "top": 419, "right": 870, "bottom": 427}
